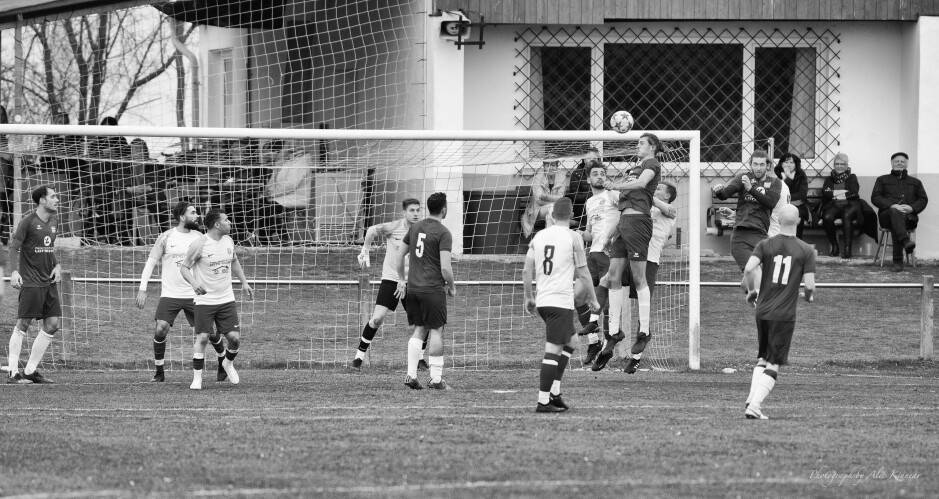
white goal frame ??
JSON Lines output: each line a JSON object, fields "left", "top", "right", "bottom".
{"left": 0, "top": 124, "right": 702, "bottom": 369}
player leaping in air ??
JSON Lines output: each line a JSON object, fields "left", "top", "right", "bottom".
{"left": 742, "top": 205, "right": 815, "bottom": 420}
{"left": 180, "top": 209, "right": 253, "bottom": 390}
{"left": 352, "top": 198, "right": 426, "bottom": 371}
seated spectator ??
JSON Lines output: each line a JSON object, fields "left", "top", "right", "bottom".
{"left": 521, "top": 158, "right": 570, "bottom": 238}
{"left": 87, "top": 116, "right": 132, "bottom": 244}
{"left": 124, "top": 138, "right": 170, "bottom": 235}
{"left": 248, "top": 140, "right": 314, "bottom": 245}
{"left": 820, "top": 153, "right": 865, "bottom": 258}
{"left": 773, "top": 153, "right": 809, "bottom": 239}
{"left": 871, "top": 152, "right": 929, "bottom": 271}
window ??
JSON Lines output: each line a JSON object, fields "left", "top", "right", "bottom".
{"left": 208, "top": 48, "right": 237, "bottom": 127}
{"left": 755, "top": 47, "right": 817, "bottom": 159}
{"left": 530, "top": 46, "right": 591, "bottom": 155}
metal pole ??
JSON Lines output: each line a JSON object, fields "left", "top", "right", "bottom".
{"left": 12, "top": 19, "right": 24, "bottom": 230}
{"left": 921, "top": 275, "right": 934, "bottom": 360}
{"left": 60, "top": 270, "right": 74, "bottom": 359}
{"left": 688, "top": 132, "right": 701, "bottom": 370}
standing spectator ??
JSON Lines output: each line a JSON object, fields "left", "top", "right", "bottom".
{"left": 87, "top": 116, "right": 132, "bottom": 244}
{"left": 773, "top": 153, "right": 809, "bottom": 239}
{"left": 871, "top": 152, "right": 929, "bottom": 271}
{"left": 124, "top": 138, "right": 170, "bottom": 240}
{"left": 522, "top": 158, "right": 570, "bottom": 238}
{"left": 39, "top": 112, "right": 87, "bottom": 238}
{"left": 819, "top": 153, "right": 864, "bottom": 258}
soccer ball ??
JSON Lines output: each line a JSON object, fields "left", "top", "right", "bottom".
{"left": 610, "top": 110, "right": 634, "bottom": 134}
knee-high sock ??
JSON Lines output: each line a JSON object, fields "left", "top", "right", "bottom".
{"left": 429, "top": 355, "right": 444, "bottom": 383}
{"left": 407, "top": 337, "right": 423, "bottom": 378}
{"left": 749, "top": 369, "right": 777, "bottom": 411}
{"left": 192, "top": 352, "right": 205, "bottom": 372}
{"left": 153, "top": 338, "right": 166, "bottom": 366}
{"left": 637, "top": 286, "right": 651, "bottom": 335}
{"left": 539, "top": 353, "right": 560, "bottom": 404}
{"left": 551, "top": 346, "right": 575, "bottom": 396}
{"left": 8, "top": 328, "right": 25, "bottom": 372}
{"left": 575, "top": 304, "right": 590, "bottom": 327}
{"left": 746, "top": 364, "right": 766, "bottom": 404}
{"left": 357, "top": 322, "right": 378, "bottom": 358}
{"left": 608, "top": 288, "right": 624, "bottom": 335}
{"left": 24, "top": 331, "right": 54, "bottom": 375}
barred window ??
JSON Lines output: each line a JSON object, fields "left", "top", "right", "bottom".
{"left": 755, "top": 47, "right": 817, "bottom": 159}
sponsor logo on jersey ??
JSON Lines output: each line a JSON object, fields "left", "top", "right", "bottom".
{"left": 43, "top": 236, "right": 52, "bottom": 246}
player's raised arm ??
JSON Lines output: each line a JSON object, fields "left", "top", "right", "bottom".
{"left": 747, "top": 177, "right": 782, "bottom": 208}
{"left": 522, "top": 249, "right": 536, "bottom": 315}
{"left": 180, "top": 238, "right": 206, "bottom": 295}
{"left": 230, "top": 253, "right": 253, "bottom": 300}
{"left": 358, "top": 223, "right": 383, "bottom": 269}
{"left": 713, "top": 174, "right": 743, "bottom": 199}
{"left": 652, "top": 196, "right": 677, "bottom": 219}
{"left": 136, "top": 232, "right": 168, "bottom": 308}
{"left": 607, "top": 168, "right": 655, "bottom": 192}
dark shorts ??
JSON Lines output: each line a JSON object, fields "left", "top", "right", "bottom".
{"left": 609, "top": 214, "right": 653, "bottom": 261}
{"left": 154, "top": 297, "right": 195, "bottom": 327}
{"left": 405, "top": 291, "right": 447, "bottom": 329}
{"left": 195, "top": 302, "right": 241, "bottom": 336}
{"left": 731, "top": 228, "right": 767, "bottom": 270}
{"left": 623, "top": 261, "right": 659, "bottom": 299}
{"left": 756, "top": 319, "right": 796, "bottom": 365}
{"left": 538, "top": 306, "right": 575, "bottom": 345}
{"left": 17, "top": 284, "right": 61, "bottom": 320}
{"left": 375, "top": 279, "right": 407, "bottom": 312}
{"left": 586, "top": 252, "right": 610, "bottom": 287}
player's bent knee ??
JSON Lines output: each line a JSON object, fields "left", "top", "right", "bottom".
{"left": 154, "top": 321, "right": 171, "bottom": 339}
{"left": 544, "top": 342, "right": 564, "bottom": 355}
{"left": 43, "top": 318, "right": 60, "bottom": 334}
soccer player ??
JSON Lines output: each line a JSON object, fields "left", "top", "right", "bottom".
{"left": 136, "top": 201, "right": 216, "bottom": 382}
{"left": 591, "top": 133, "right": 662, "bottom": 371}
{"left": 525, "top": 198, "right": 599, "bottom": 413}
{"left": 352, "top": 198, "right": 425, "bottom": 371}
{"left": 742, "top": 205, "right": 815, "bottom": 420}
{"left": 6, "top": 186, "right": 62, "bottom": 384}
{"left": 395, "top": 192, "right": 455, "bottom": 390}
{"left": 180, "top": 209, "right": 254, "bottom": 390}
{"left": 767, "top": 179, "right": 791, "bottom": 238}
{"left": 711, "top": 150, "right": 782, "bottom": 295}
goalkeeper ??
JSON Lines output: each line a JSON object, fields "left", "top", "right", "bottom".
{"left": 352, "top": 198, "right": 425, "bottom": 371}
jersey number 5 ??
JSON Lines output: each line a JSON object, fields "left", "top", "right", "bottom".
{"left": 771, "top": 255, "right": 792, "bottom": 284}
{"left": 543, "top": 245, "right": 555, "bottom": 275}
{"left": 415, "top": 233, "right": 427, "bottom": 258}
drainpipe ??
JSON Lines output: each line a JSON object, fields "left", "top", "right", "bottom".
{"left": 171, "top": 18, "right": 200, "bottom": 130}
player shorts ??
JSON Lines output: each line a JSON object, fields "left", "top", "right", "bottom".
{"left": 375, "top": 279, "right": 407, "bottom": 312}
{"left": 756, "top": 319, "right": 796, "bottom": 365}
{"left": 405, "top": 291, "right": 447, "bottom": 329}
{"left": 586, "top": 252, "right": 610, "bottom": 287}
{"left": 622, "top": 261, "right": 659, "bottom": 299}
{"left": 537, "top": 306, "right": 575, "bottom": 345}
{"left": 194, "top": 301, "right": 241, "bottom": 336}
{"left": 154, "top": 297, "right": 196, "bottom": 327}
{"left": 730, "top": 228, "right": 767, "bottom": 270}
{"left": 17, "top": 284, "right": 61, "bottom": 320}
{"left": 609, "top": 214, "right": 653, "bottom": 261}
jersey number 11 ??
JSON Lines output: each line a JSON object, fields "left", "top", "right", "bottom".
{"left": 771, "top": 255, "right": 792, "bottom": 284}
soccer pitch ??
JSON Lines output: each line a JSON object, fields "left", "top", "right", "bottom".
{"left": 1, "top": 369, "right": 936, "bottom": 497}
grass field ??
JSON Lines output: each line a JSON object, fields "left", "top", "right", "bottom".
{"left": 1, "top": 369, "right": 937, "bottom": 497}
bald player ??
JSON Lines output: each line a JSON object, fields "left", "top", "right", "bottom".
{"left": 742, "top": 205, "right": 816, "bottom": 420}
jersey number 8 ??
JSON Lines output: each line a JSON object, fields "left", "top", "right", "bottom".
{"left": 543, "top": 245, "right": 555, "bottom": 275}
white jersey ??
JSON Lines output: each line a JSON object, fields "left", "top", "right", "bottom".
{"left": 527, "top": 225, "right": 588, "bottom": 310}
{"left": 182, "top": 235, "right": 238, "bottom": 306}
{"left": 647, "top": 206, "right": 677, "bottom": 265}
{"left": 584, "top": 190, "right": 621, "bottom": 253}
{"left": 768, "top": 180, "right": 791, "bottom": 237}
{"left": 374, "top": 218, "right": 411, "bottom": 282}
{"left": 149, "top": 228, "right": 203, "bottom": 299}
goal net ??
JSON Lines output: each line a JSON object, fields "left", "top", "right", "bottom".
{"left": 0, "top": 125, "right": 700, "bottom": 372}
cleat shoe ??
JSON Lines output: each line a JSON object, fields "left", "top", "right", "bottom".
{"left": 216, "top": 364, "right": 228, "bottom": 382}
{"left": 623, "top": 357, "right": 640, "bottom": 374}
{"left": 583, "top": 342, "right": 602, "bottom": 365}
{"left": 222, "top": 359, "right": 240, "bottom": 385}
{"left": 745, "top": 407, "right": 769, "bottom": 420}
{"left": 417, "top": 359, "right": 430, "bottom": 371}
{"left": 23, "top": 371, "right": 53, "bottom": 384}
{"left": 591, "top": 351, "right": 613, "bottom": 371}
{"left": 549, "top": 393, "right": 570, "bottom": 410}
{"left": 350, "top": 358, "right": 363, "bottom": 371}
{"left": 536, "top": 402, "right": 566, "bottom": 413}
{"left": 591, "top": 330, "right": 625, "bottom": 371}
{"left": 151, "top": 372, "right": 165, "bottom": 383}
{"left": 427, "top": 379, "right": 452, "bottom": 390}
{"left": 7, "top": 372, "right": 32, "bottom": 384}
{"left": 190, "top": 373, "right": 202, "bottom": 390}
{"left": 577, "top": 322, "right": 599, "bottom": 337}
{"left": 631, "top": 332, "right": 652, "bottom": 355}
{"left": 404, "top": 375, "right": 423, "bottom": 390}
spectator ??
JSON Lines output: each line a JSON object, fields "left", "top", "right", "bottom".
{"left": 249, "top": 140, "right": 314, "bottom": 245}
{"left": 773, "top": 153, "right": 809, "bottom": 239}
{"left": 567, "top": 147, "right": 600, "bottom": 230}
{"left": 871, "top": 152, "right": 928, "bottom": 271}
{"left": 39, "top": 112, "right": 87, "bottom": 237}
{"left": 124, "top": 138, "right": 170, "bottom": 239}
{"left": 87, "top": 116, "right": 132, "bottom": 244}
{"left": 522, "top": 158, "right": 570, "bottom": 238}
{"left": 819, "top": 153, "right": 867, "bottom": 258}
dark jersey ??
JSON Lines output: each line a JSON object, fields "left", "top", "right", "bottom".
{"left": 753, "top": 235, "right": 816, "bottom": 321}
{"left": 10, "top": 211, "right": 58, "bottom": 287}
{"left": 716, "top": 173, "right": 782, "bottom": 234}
{"left": 403, "top": 218, "right": 453, "bottom": 293}
{"left": 617, "top": 158, "right": 660, "bottom": 215}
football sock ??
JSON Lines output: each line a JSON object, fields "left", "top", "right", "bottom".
{"left": 153, "top": 338, "right": 166, "bottom": 366}
{"left": 406, "top": 337, "right": 423, "bottom": 378}
{"left": 637, "top": 286, "right": 651, "bottom": 335}
{"left": 749, "top": 369, "right": 777, "bottom": 411}
{"left": 596, "top": 285, "right": 609, "bottom": 310}
{"left": 357, "top": 322, "right": 378, "bottom": 357}
{"left": 575, "top": 304, "right": 590, "bottom": 327}
{"left": 225, "top": 349, "right": 239, "bottom": 362}
{"left": 210, "top": 336, "right": 225, "bottom": 355}
{"left": 428, "top": 355, "right": 444, "bottom": 383}
{"left": 24, "top": 330, "right": 54, "bottom": 375}
{"left": 746, "top": 364, "right": 766, "bottom": 405}
{"left": 551, "top": 346, "right": 575, "bottom": 396}
{"left": 587, "top": 332, "right": 599, "bottom": 345}
{"left": 8, "top": 328, "right": 25, "bottom": 374}
{"left": 588, "top": 314, "right": 599, "bottom": 323}
{"left": 192, "top": 352, "right": 205, "bottom": 371}
{"left": 608, "top": 288, "right": 624, "bottom": 335}
{"left": 539, "top": 353, "right": 560, "bottom": 404}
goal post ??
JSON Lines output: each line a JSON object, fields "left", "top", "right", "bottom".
{"left": 0, "top": 124, "right": 701, "bottom": 370}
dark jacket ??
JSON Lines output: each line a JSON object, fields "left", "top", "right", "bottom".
{"left": 871, "top": 170, "right": 929, "bottom": 222}
{"left": 773, "top": 165, "right": 809, "bottom": 206}
{"left": 820, "top": 169, "right": 877, "bottom": 239}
